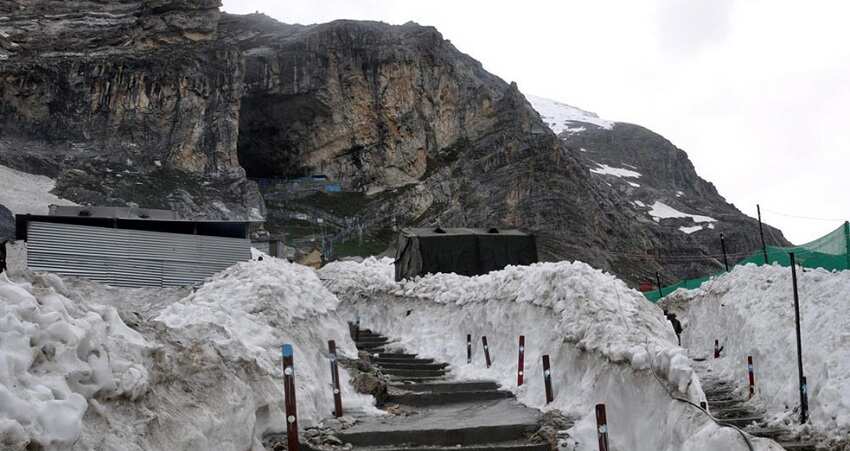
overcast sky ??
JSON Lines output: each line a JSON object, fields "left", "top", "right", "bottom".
{"left": 221, "top": 0, "right": 850, "bottom": 244}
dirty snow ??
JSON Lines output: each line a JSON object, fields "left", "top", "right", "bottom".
{"left": 648, "top": 201, "right": 717, "bottom": 223}
{"left": 662, "top": 264, "right": 850, "bottom": 448}
{"left": 526, "top": 94, "right": 615, "bottom": 134}
{"left": 0, "top": 164, "right": 76, "bottom": 214}
{"left": 321, "top": 258, "right": 781, "bottom": 451}
{"left": 589, "top": 163, "right": 642, "bottom": 178}
{"left": 1, "top": 259, "right": 376, "bottom": 450}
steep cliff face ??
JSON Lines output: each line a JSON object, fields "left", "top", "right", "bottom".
{"left": 0, "top": 0, "right": 263, "bottom": 219}
{"left": 0, "top": 5, "right": 787, "bottom": 284}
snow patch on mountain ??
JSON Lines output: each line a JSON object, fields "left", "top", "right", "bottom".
{"left": 526, "top": 94, "right": 615, "bottom": 134}
{"left": 0, "top": 164, "right": 76, "bottom": 214}
{"left": 648, "top": 201, "right": 717, "bottom": 223}
{"left": 589, "top": 163, "right": 642, "bottom": 178}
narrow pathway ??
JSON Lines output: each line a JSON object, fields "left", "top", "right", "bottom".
{"left": 693, "top": 360, "right": 818, "bottom": 451}
{"left": 339, "top": 328, "right": 548, "bottom": 451}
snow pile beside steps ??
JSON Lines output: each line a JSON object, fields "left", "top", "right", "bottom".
{"left": 0, "top": 272, "right": 150, "bottom": 450}
{"left": 321, "top": 258, "right": 781, "bottom": 450}
{"left": 663, "top": 263, "right": 850, "bottom": 447}
{"left": 323, "top": 257, "right": 690, "bottom": 390}
{"left": 1, "top": 259, "right": 377, "bottom": 451}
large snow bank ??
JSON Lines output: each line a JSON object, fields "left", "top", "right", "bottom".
{"left": 156, "top": 259, "right": 377, "bottom": 429}
{"left": 0, "top": 272, "right": 150, "bottom": 450}
{"left": 663, "top": 264, "right": 850, "bottom": 446}
{"left": 321, "top": 258, "right": 780, "bottom": 451}
{"left": 0, "top": 164, "right": 76, "bottom": 215}
{"left": 1, "top": 259, "right": 375, "bottom": 450}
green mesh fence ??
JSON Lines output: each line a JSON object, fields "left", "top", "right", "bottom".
{"left": 645, "top": 221, "right": 850, "bottom": 303}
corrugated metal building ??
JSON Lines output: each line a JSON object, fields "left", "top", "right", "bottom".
{"left": 16, "top": 207, "right": 255, "bottom": 288}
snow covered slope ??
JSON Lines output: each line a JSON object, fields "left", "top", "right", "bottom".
{"left": 321, "top": 258, "right": 782, "bottom": 451}
{"left": 0, "top": 164, "right": 76, "bottom": 215}
{"left": 526, "top": 94, "right": 615, "bottom": 134}
{"left": 0, "top": 259, "right": 376, "bottom": 451}
{"left": 662, "top": 264, "right": 850, "bottom": 448}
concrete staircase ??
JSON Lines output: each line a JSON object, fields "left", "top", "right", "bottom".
{"left": 340, "top": 328, "right": 546, "bottom": 451}
{"left": 696, "top": 362, "right": 819, "bottom": 451}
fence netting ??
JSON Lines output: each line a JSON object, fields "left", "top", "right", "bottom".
{"left": 645, "top": 221, "right": 850, "bottom": 302}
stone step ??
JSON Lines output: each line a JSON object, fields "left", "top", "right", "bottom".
{"left": 357, "top": 341, "right": 389, "bottom": 350}
{"left": 712, "top": 406, "right": 761, "bottom": 418}
{"left": 337, "top": 398, "right": 541, "bottom": 447}
{"left": 379, "top": 352, "right": 419, "bottom": 359}
{"left": 717, "top": 416, "right": 764, "bottom": 428}
{"left": 387, "top": 389, "right": 514, "bottom": 407}
{"left": 357, "top": 336, "right": 390, "bottom": 343}
{"left": 377, "top": 362, "right": 449, "bottom": 371}
{"left": 352, "top": 441, "right": 549, "bottom": 451}
{"left": 375, "top": 357, "right": 436, "bottom": 365}
{"left": 775, "top": 443, "right": 818, "bottom": 451}
{"left": 390, "top": 381, "right": 501, "bottom": 393}
{"left": 382, "top": 367, "right": 450, "bottom": 378}
{"left": 388, "top": 375, "right": 448, "bottom": 383}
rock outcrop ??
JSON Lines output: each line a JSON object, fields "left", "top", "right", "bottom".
{"left": 0, "top": 4, "right": 788, "bottom": 284}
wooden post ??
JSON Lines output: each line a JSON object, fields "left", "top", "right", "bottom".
{"left": 482, "top": 336, "right": 492, "bottom": 368}
{"left": 714, "top": 339, "right": 720, "bottom": 359}
{"left": 517, "top": 335, "right": 525, "bottom": 386}
{"left": 542, "top": 355, "right": 554, "bottom": 404}
{"left": 595, "top": 404, "right": 610, "bottom": 451}
{"left": 328, "top": 340, "right": 343, "bottom": 417}
{"left": 747, "top": 355, "right": 755, "bottom": 399}
{"left": 720, "top": 233, "right": 730, "bottom": 272}
{"left": 282, "top": 344, "right": 300, "bottom": 451}
{"left": 467, "top": 334, "right": 472, "bottom": 364}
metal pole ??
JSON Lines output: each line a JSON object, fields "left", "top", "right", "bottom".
{"left": 656, "top": 272, "right": 663, "bottom": 299}
{"left": 790, "top": 253, "right": 808, "bottom": 423}
{"left": 282, "top": 344, "right": 300, "bottom": 451}
{"left": 517, "top": 335, "right": 525, "bottom": 386}
{"left": 482, "top": 336, "right": 492, "bottom": 368}
{"left": 757, "top": 204, "right": 769, "bottom": 264}
{"left": 328, "top": 340, "right": 343, "bottom": 417}
{"left": 595, "top": 404, "right": 610, "bottom": 451}
{"left": 747, "top": 356, "right": 755, "bottom": 399}
{"left": 542, "top": 355, "right": 554, "bottom": 404}
{"left": 467, "top": 334, "right": 472, "bottom": 364}
{"left": 720, "top": 233, "right": 730, "bottom": 272}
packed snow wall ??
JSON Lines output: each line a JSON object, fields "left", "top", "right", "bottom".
{"left": 321, "top": 258, "right": 779, "bottom": 451}
{"left": 662, "top": 264, "right": 850, "bottom": 448}
{"left": 0, "top": 259, "right": 375, "bottom": 451}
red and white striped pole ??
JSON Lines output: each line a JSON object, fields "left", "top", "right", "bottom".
{"left": 328, "top": 340, "right": 343, "bottom": 417}
{"left": 714, "top": 340, "right": 720, "bottom": 358}
{"left": 595, "top": 403, "right": 610, "bottom": 451}
{"left": 467, "top": 334, "right": 472, "bottom": 364}
{"left": 517, "top": 335, "right": 525, "bottom": 386}
{"left": 747, "top": 356, "right": 755, "bottom": 399}
{"left": 482, "top": 336, "right": 492, "bottom": 368}
{"left": 542, "top": 355, "right": 554, "bottom": 404}
{"left": 282, "top": 344, "right": 300, "bottom": 451}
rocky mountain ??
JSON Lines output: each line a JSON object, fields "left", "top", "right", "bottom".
{"left": 0, "top": 1, "right": 788, "bottom": 285}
